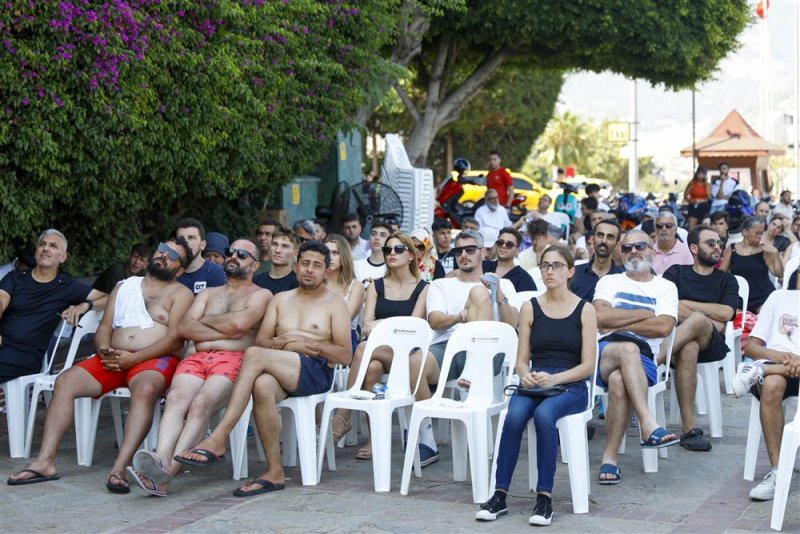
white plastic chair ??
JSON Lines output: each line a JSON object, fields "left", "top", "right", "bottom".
{"left": 743, "top": 395, "right": 798, "bottom": 481}
{"left": 509, "top": 290, "right": 545, "bottom": 311}
{"left": 719, "top": 275, "right": 750, "bottom": 395}
{"left": 526, "top": 267, "right": 545, "bottom": 291}
{"left": 544, "top": 212, "right": 571, "bottom": 239}
{"left": 599, "top": 328, "right": 676, "bottom": 473}
{"left": 2, "top": 320, "right": 75, "bottom": 458}
{"left": 771, "top": 397, "right": 800, "bottom": 531}
{"left": 400, "top": 322, "right": 517, "bottom": 503}
{"left": 782, "top": 255, "right": 799, "bottom": 289}
{"left": 24, "top": 310, "right": 102, "bottom": 458}
{"left": 489, "top": 341, "right": 600, "bottom": 514}
{"left": 317, "top": 317, "right": 432, "bottom": 492}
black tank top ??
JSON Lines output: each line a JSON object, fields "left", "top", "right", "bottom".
{"left": 374, "top": 278, "right": 428, "bottom": 320}
{"left": 529, "top": 298, "right": 586, "bottom": 368}
{"left": 729, "top": 243, "right": 774, "bottom": 311}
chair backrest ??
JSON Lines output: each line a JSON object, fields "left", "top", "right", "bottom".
{"left": 574, "top": 258, "right": 590, "bottom": 266}
{"left": 734, "top": 275, "right": 750, "bottom": 313}
{"left": 544, "top": 212, "right": 571, "bottom": 238}
{"left": 526, "top": 267, "right": 544, "bottom": 291}
{"left": 657, "top": 326, "right": 677, "bottom": 386}
{"left": 349, "top": 316, "right": 432, "bottom": 398}
{"left": 584, "top": 341, "right": 601, "bottom": 411}
{"left": 783, "top": 255, "right": 799, "bottom": 289}
{"left": 432, "top": 321, "right": 518, "bottom": 407}
{"left": 45, "top": 310, "right": 103, "bottom": 374}
{"left": 509, "top": 290, "right": 545, "bottom": 311}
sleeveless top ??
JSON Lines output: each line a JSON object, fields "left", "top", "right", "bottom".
{"left": 688, "top": 181, "right": 708, "bottom": 202}
{"left": 529, "top": 298, "right": 587, "bottom": 368}
{"left": 729, "top": 243, "right": 774, "bottom": 311}
{"left": 374, "top": 278, "right": 427, "bottom": 320}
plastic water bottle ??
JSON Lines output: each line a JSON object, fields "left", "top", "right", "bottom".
{"left": 373, "top": 383, "right": 388, "bottom": 400}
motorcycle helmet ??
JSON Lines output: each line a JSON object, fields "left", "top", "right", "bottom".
{"left": 453, "top": 158, "right": 471, "bottom": 173}
{"left": 726, "top": 190, "right": 754, "bottom": 218}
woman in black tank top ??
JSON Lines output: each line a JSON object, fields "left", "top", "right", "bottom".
{"left": 330, "top": 233, "right": 429, "bottom": 460}
{"left": 477, "top": 245, "right": 597, "bottom": 526}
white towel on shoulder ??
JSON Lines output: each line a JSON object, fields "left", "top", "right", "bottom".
{"left": 112, "top": 277, "right": 155, "bottom": 329}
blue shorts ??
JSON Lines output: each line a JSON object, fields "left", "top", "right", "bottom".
{"left": 292, "top": 353, "right": 334, "bottom": 397}
{"left": 595, "top": 340, "right": 657, "bottom": 388}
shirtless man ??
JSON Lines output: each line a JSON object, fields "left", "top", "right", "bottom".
{"left": 8, "top": 239, "right": 194, "bottom": 493}
{"left": 126, "top": 239, "right": 271, "bottom": 496}
{"left": 174, "top": 241, "right": 352, "bottom": 497}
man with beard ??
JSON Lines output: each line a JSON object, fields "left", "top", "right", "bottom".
{"left": 662, "top": 225, "right": 739, "bottom": 452}
{"left": 467, "top": 227, "right": 536, "bottom": 292}
{"left": 8, "top": 239, "right": 194, "bottom": 491}
{"left": 593, "top": 231, "right": 680, "bottom": 484}
{"left": 255, "top": 219, "right": 279, "bottom": 275}
{"left": 175, "top": 218, "right": 226, "bottom": 295}
{"left": 125, "top": 239, "right": 271, "bottom": 496}
{"left": 572, "top": 220, "right": 624, "bottom": 301}
{"left": 173, "top": 241, "right": 352, "bottom": 497}
{"left": 651, "top": 212, "right": 693, "bottom": 275}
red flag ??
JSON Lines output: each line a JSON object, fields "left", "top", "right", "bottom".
{"left": 756, "top": 0, "right": 770, "bottom": 19}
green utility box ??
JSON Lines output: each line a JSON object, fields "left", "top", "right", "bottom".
{"left": 281, "top": 175, "right": 320, "bottom": 223}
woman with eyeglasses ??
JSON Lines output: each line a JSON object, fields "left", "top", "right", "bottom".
{"left": 411, "top": 227, "right": 445, "bottom": 281}
{"left": 477, "top": 244, "right": 596, "bottom": 526}
{"left": 329, "top": 233, "right": 429, "bottom": 460}
{"left": 323, "top": 235, "right": 365, "bottom": 352}
{"left": 720, "top": 216, "right": 783, "bottom": 312}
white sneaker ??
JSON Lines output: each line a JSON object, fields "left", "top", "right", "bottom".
{"left": 732, "top": 361, "right": 764, "bottom": 398}
{"left": 749, "top": 469, "right": 776, "bottom": 501}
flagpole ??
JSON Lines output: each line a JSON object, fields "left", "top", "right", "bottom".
{"left": 795, "top": 0, "right": 799, "bottom": 193}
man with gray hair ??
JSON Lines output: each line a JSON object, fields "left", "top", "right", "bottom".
{"left": 0, "top": 229, "right": 107, "bottom": 382}
{"left": 593, "top": 230, "right": 680, "bottom": 484}
{"left": 408, "top": 229, "right": 518, "bottom": 467}
{"left": 291, "top": 219, "right": 316, "bottom": 243}
{"left": 651, "top": 211, "right": 693, "bottom": 275}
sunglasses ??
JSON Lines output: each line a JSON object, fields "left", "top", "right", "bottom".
{"left": 453, "top": 245, "right": 479, "bottom": 256}
{"left": 540, "top": 261, "right": 567, "bottom": 273}
{"left": 495, "top": 239, "right": 518, "bottom": 250}
{"left": 224, "top": 247, "right": 256, "bottom": 261}
{"left": 382, "top": 245, "right": 409, "bottom": 256}
{"left": 655, "top": 223, "right": 675, "bottom": 230}
{"left": 620, "top": 242, "right": 651, "bottom": 254}
{"left": 700, "top": 239, "right": 725, "bottom": 249}
{"left": 415, "top": 244, "right": 426, "bottom": 253}
{"left": 157, "top": 242, "right": 183, "bottom": 262}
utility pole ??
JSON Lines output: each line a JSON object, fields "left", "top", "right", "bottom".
{"left": 692, "top": 88, "right": 696, "bottom": 172}
{"left": 628, "top": 79, "right": 638, "bottom": 193}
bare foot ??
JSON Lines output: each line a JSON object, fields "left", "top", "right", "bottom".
{"left": 8, "top": 460, "right": 57, "bottom": 482}
{"left": 331, "top": 414, "right": 352, "bottom": 444}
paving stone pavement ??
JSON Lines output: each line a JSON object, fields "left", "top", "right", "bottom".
{"left": 1, "top": 388, "right": 798, "bottom": 533}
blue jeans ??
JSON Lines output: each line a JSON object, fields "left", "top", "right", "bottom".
{"left": 494, "top": 367, "right": 587, "bottom": 493}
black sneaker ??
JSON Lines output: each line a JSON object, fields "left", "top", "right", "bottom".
{"left": 529, "top": 494, "right": 553, "bottom": 526}
{"left": 475, "top": 494, "right": 507, "bottom": 521}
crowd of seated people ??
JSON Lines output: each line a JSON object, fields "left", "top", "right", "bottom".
{"left": 1, "top": 199, "right": 797, "bottom": 527}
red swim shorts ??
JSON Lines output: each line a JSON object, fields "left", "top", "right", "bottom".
{"left": 175, "top": 350, "right": 243, "bottom": 382}
{"left": 76, "top": 354, "right": 179, "bottom": 396}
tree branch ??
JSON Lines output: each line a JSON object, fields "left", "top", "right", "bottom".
{"left": 425, "top": 34, "right": 451, "bottom": 114}
{"left": 393, "top": 83, "right": 421, "bottom": 123}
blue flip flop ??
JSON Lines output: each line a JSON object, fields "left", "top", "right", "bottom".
{"left": 640, "top": 427, "right": 680, "bottom": 449}
{"left": 598, "top": 463, "right": 621, "bottom": 485}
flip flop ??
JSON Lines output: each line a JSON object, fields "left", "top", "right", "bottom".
{"left": 640, "top": 427, "right": 680, "bottom": 449}
{"left": 105, "top": 473, "right": 130, "bottom": 494}
{"left": 331, "top": 414, "right": 352, "bottom": 445}
{"left": 133, "top": 450, "right": 174, "bottom": 485}
{"left": 173, "top": 448, "right": 225, "bottom": 468}
{"left": 598, "top": 463, "right": 621, "bottom": 485}
{"left": 7, "top": 468, "right": 60, "bottom": 486}
{"left": 232, "top": 478, "right": 285, "bottom": 497}
{"left": 126, "top": 466, "right": 167, "bottom": 497}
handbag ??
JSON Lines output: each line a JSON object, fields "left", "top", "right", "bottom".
{"left": 504, "top": 384, "right": 566, "bottom": 398}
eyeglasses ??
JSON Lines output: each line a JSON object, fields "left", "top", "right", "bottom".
{"left": 700, "top": 239, "right": 725, "bottom": 249}
{"left": 620, "top": 242, "right": 651, "bottom": 254}
{"left": 157, "top": 242, "right": 183, "bottom": 262}
{"left": 382, "top": 245, "right": 409, "bottom": 256}
{"left": 453, "top": 245, "right": 479, "bottom": 257}
{"left": 495, "top": 239, "right": 518, "bottom": 249}
{"left": 540, "top": 261, "right": 568, "bottom": 273}
{"left": 415, "top": 244, "right": 426, "bottom": 253}
{"left": 224, "top": 247, "right": 256, "bottom": 261}
{"left": 655, "top": 223, "right": 675, "bottom": 230}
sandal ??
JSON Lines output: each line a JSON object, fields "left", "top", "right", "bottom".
{"left": 356, "top": 445, "right": 372, "bottom": 461}
{"left": 106, "top": 473, "right": 130, "bottom": 494}
{"left": 331, "top": 414, "right": 352, "bottom": 445}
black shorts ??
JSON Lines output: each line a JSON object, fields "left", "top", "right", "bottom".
{"left": 688, "top": 201, "right": 711, "bottom": 220}
{"left": 751, "top": 375, "right": 800, "bottom": 401}
{"left": 697, "top": 327, "right": 729, "bottom": 364}
{"left": 292, "top": 353, "right": 334, "bottom": 396}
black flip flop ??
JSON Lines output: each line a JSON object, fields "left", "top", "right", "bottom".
{"left": 173, "top": 448, "right": 225, "bottom": 468}
{"left": 106, "top": 473, "right": 130, "bottom": 494}
{"left": 232, "top": 478, "right": 285, "bottom": 497}
{"left": 7, "top": 469, "right": 60, "bottom": 486}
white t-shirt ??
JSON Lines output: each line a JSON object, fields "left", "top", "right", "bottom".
{"left": 474, "top": 205, "right": 511, "bottom": 241}
{"left": 426, "top": 277, "right": 516, "bottom": 345}
{"left": 350, "top": 237, "right": 371, "bottom": 261}
{"left": 593, "top": 273, "right": 679, "bottom": 356}
{"left": 749, "top": 289, "right": 799, "bottom": 355}
{"left": 354, "top": 257, "right": 386, "bottom": 283}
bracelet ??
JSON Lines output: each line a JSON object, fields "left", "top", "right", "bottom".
{"left": 499, "top": 297, "right": 509, "bottom": 306}
{"left": 82, "top": 299, "right": 94, "bottom": 311}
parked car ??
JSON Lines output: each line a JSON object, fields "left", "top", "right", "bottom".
{"left": 455, "top": 170, "right": 553, "bottom": 215}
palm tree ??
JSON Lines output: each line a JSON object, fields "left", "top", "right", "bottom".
{"left": 528, "top": 111, "right": 596, "bottom": 173}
